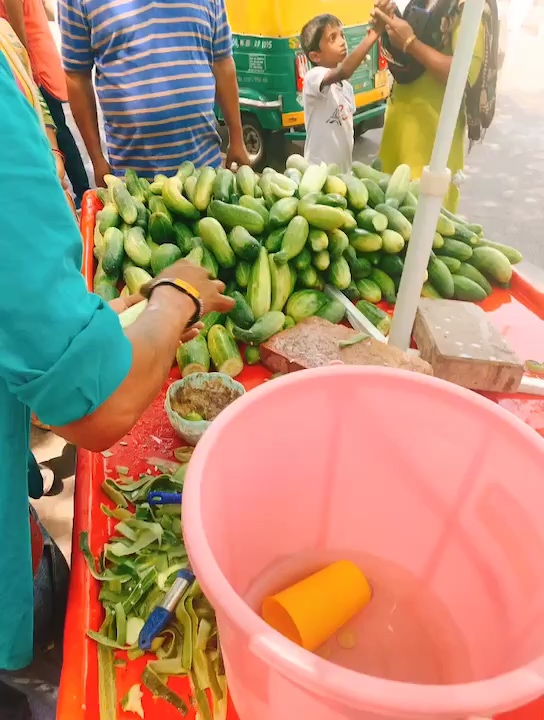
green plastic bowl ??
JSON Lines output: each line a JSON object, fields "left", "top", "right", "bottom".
{"left": 165, "top": 372, "right": 245, "bottom": 446}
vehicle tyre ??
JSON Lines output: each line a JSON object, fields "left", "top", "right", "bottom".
{"left": 241, "top": 113, "right": 268, "bottom": 170}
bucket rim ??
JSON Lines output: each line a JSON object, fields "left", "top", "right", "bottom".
{"left": 183, "top": 365, "right": 544, "bottom": 716}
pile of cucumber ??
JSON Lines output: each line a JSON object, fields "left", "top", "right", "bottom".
{"left": 93, "top": 158, "right": 523, "bottom": 376}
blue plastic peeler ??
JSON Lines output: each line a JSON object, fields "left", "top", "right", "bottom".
{"left": 138, "top": 568, "right": 195, "bottom": 651}
{"left": 147, "top": 490, "right": 182, "bottom": 506}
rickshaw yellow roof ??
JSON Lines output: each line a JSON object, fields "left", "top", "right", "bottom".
{"left": 226, "top": 0, "right": 376, "bottom": 38}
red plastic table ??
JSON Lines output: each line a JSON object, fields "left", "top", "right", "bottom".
{"left": 57, "top": 190, "right": 544, "bottom": 720}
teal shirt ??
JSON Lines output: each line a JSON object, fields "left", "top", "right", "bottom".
{"left": 0, "top": 54, "right": 133, "bottom": 671}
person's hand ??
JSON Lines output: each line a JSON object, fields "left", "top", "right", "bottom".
{"left": 226, "top": 139, "right": 251, "bottom": 170}
{"left": 372, "top": 7, "right": 415, "bottom": 50}
{"left": 147, "top": 259, "right": 236, "bottom": 317}
{"left": 372, "top": 1, "right": 397, "bottom": 35}
{"left": 109, "top": 292, "right": 204, "bottom": 342}
{"left": 93, "top": 155, "right": 112, "bottom": 187}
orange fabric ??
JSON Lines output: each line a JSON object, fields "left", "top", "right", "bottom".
{"left": 0, "top": 0, "right": 67, "bottom": 101}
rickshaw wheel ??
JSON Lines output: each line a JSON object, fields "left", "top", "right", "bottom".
{"left": 242, "top": 113, "right": 268, "bottom": 169}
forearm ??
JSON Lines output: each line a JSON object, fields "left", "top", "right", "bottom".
{"left": 45, "top": 126, "right": 59, "bottom": 152}
{"left": 329, "top": 30, "right": 380, "bottom": 84}
{"left": 407, "top": 39, "right": 452, "bottom": 84}
{"left": 213, "top": 57, "right": 243, "bottom": 144}
{"left": 55, "top": 291, "right": 194, "bottom": 451}
{"left": 4, "top": 0, "right": 28, "bottom": 48}
{"left": 65, "top": 71, "right": 104, "bottom": 163}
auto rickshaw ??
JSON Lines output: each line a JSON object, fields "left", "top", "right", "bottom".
{"left": 218, "top": 0, "right": 390, "bottom": 168}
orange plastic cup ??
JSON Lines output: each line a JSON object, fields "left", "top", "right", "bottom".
{"left": 261, "top": 560, "right": 372, "bottom": 652}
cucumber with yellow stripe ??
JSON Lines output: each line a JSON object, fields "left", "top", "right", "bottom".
{"left": 374, "top": 204, "right": 412, "bottom": 241}
{"left": 198, "top": 217, "right": 236, "bottom": 268}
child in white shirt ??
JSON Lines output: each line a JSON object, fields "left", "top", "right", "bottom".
{"left": 301, "top": 5, "right": 393, "bottom": 172}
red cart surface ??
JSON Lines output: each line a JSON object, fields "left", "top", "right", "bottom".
{"left": 58, "top": 191, "right": 544, "bottom": 720}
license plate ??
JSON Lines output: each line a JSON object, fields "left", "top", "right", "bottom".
{"left": 374, "top": 70, "right": 388, "bottom": 88}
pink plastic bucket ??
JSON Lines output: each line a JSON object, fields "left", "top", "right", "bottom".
{"left": 183, "top": 366, "right": 544, "bottom": 720}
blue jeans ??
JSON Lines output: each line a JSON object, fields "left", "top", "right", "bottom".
{"left": 0, "top": 512, "right": 70, "bottom": 720}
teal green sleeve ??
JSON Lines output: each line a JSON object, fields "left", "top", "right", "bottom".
{"left": 0, "top": 55, "right": 132, "bottom": 426}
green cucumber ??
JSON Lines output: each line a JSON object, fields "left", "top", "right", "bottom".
{"left": 148, "top": 212, "right": 175, "bottom": 244}
{"left": 298, "top": 164, "right": 328, "bottom": 197}
{"left": 475, "top": 239, "right": 523, "bottom": 265}
{"left": 102, "top": 227, "right": 125, "bottom": 277}
{"left": 428, "top": 256, "right": 454, "bottom": 299}
{"left": 173, "top": 222, "right": 194, "bottom": 255}
{"left": 269, "top": 254, "right": 292, "bottom": 311}
{"left": 469, "top": 246, "right": 513, "bottom": 284}
{"left": 381, "top": 229, "right": 405, "bottom": 255}
{"left": 269, "top": 197, "right": 299, "bottom": 228}
{"left": 452, "top": 275, "right": 488, "bottom": 302}
{"left": 94, "top": 283, "right": 120, "bottom": 301}
{"left": 175, "top": 160, "right": 195, "bottom": 182}
{"left": 201, "top": 311, "right": 225, "bottom": 336}
{"left": 183, "top": 175, "right": 198, "bottom": 205}
{"left": 374, "top": 204, "right": 412, "bottom": 241}
{"left": 266, "top": 228, "right": 286, "bottom": 253}
{"left": 275, "top": 216, "right": 310, "bottom": 264}
{"left": 247, "top": 246, "right": 271, "bottom": 319}
{"left": 176, "top": 334, "right": 210, "bottom": 376}
{"left": 341, "top": 210, "right": 358, "bottom": 232}
{"left": 125, "top": 169, "right": 146, "bottom": 203}
{"left": 239, "top": 195, "right": 269, "bottom": 227}
{"left": 357, "top": 278, "right": 381, "bottom": 304}
{"left": 313, "top": 250, "right": 330, "bottom": 272}
{"left": 245, "top": 345, "right": 261, "bottom": 365}
{"left": 112, "top": 182, "right": 138, "bottom": 225}
{"left": 208, "top": 200, "right": 265, "bottom": 235}
{"left": 237, "top": 166, "right": 257, "bottom": 197}
{"left": 370, "top": 268, "right": 396, "bottom": 304}
{"left": 298, "top": 266, "right": 320, "bottom": 289}
{"left": 356, "top": 300, "right": 391, "bottom": 335}
{"left": 361, "top": 179, "right": 385, "bottom": 208}
{"left": 357, "top": 208, "right": 388, "bottom": 233}
{"left": 228, "top": 226, "right": 261, "bottom": 263}
{"left": 232, "top": 311, "right": 285, "bottom": 346}
{"left": 421, "top": 282, "right": 442, "bottom": 299}
{"left": 162, "top": 178, "right": 200, "bottom": 220}
{"left": 452, "top": 222, "right": 479, "bottom": 245}
{"left": 124, "top": 266, "right": 153, "bottom": 295}
{"left": 212, "top": 168, "right": 234, "bottom": 202}
{"left": 348, "top": 229, "right": 382, "bottom": 254}
{"left": 309, "top": 229, "right": 329, "bottom": 253}
{"left": 194, "top": 166, "right": 216, "bottom": 211}
{"left": 124, "top": 226, "right": 151, "bottom": 268}
{"left": 344, "top": 245, "right": 372, "bottom": 280}
{"left": 455, "top": 262, "right": 492, "bottom": 296}
{"left": 384, "top": 163, "right": 410, "bottom": 209}
{"left": 339, "top": 174, "right": 369, "bottom": 210}
{"left": 328, "top": 229, "right": 349, "bottom": 259}
{"left": 379, "top": 254, "right": 404, "bottom": 280}
{"left": 293, "top": 247, "right": 312, "bottom": 271}
{"left": 436, "top": 238, "right": 473, "bottom": 262}
{"left": 235, "top": 261, "right": 252, "bottom": 289}
{"left": 228, "top": 290, "right": 255, "bottom": 329}
{"left": 328, "top": 256, "right": 351, "bottom": 290}
{"left": 286, "top": 289, "right": 328, "bottom": 323}
{"left": 97, "top": 203, "right": 121, "bottom": 234}
{"left": 207, "top": 325, "right": 243, "bottom": 377}
{"left": 439, "top": 256, "right": 462, "bottom": 274}
{"left": 351, "top": 161, "right": 389, "bottom": 184}
{"left": 198, "top": 217, "right": 236, "bottom": 268}
{"left": 298, "top": 203, "right": 346, "bottom": 231}
{"left": 315, "top": 297, "right": 345, "bottom": 324}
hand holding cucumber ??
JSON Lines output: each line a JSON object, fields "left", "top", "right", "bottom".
{"left": 144, "top": 259, "right": 236, "bottom": 317}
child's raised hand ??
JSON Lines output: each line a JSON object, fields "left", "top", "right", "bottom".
{"left": 371, "top": 0, "right": 396, "bottom": 35}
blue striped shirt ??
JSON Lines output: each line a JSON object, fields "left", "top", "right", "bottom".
{"left": 59, "top": 0, "right": 232, "bottom": 177}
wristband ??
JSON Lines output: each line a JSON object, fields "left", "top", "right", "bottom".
{"left": 403, "top": 34, "right": 417, "bottom": 54}
{"left": 147, "top": 278, "right": 202, "bottom": 326}
{"left": 51, "top": 148, "right": 65, "bottom": 161}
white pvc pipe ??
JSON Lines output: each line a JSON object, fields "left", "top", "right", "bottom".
{"left": 430, "top": 0, "right": 486, "bottom": 173}
{"left": 389, "top": 0, "right": 486, "bottom": 351}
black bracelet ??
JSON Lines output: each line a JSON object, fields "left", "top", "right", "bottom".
{"left": 147, "top": 278, "right": 202, "bottom": 326}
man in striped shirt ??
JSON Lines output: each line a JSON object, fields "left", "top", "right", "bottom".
{"left": 58, "top": 0, "right": 249, "bottom": 183}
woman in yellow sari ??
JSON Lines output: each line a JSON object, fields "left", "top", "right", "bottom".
{"left": 0, "top": 18, "right": 74, "bottom": 212}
